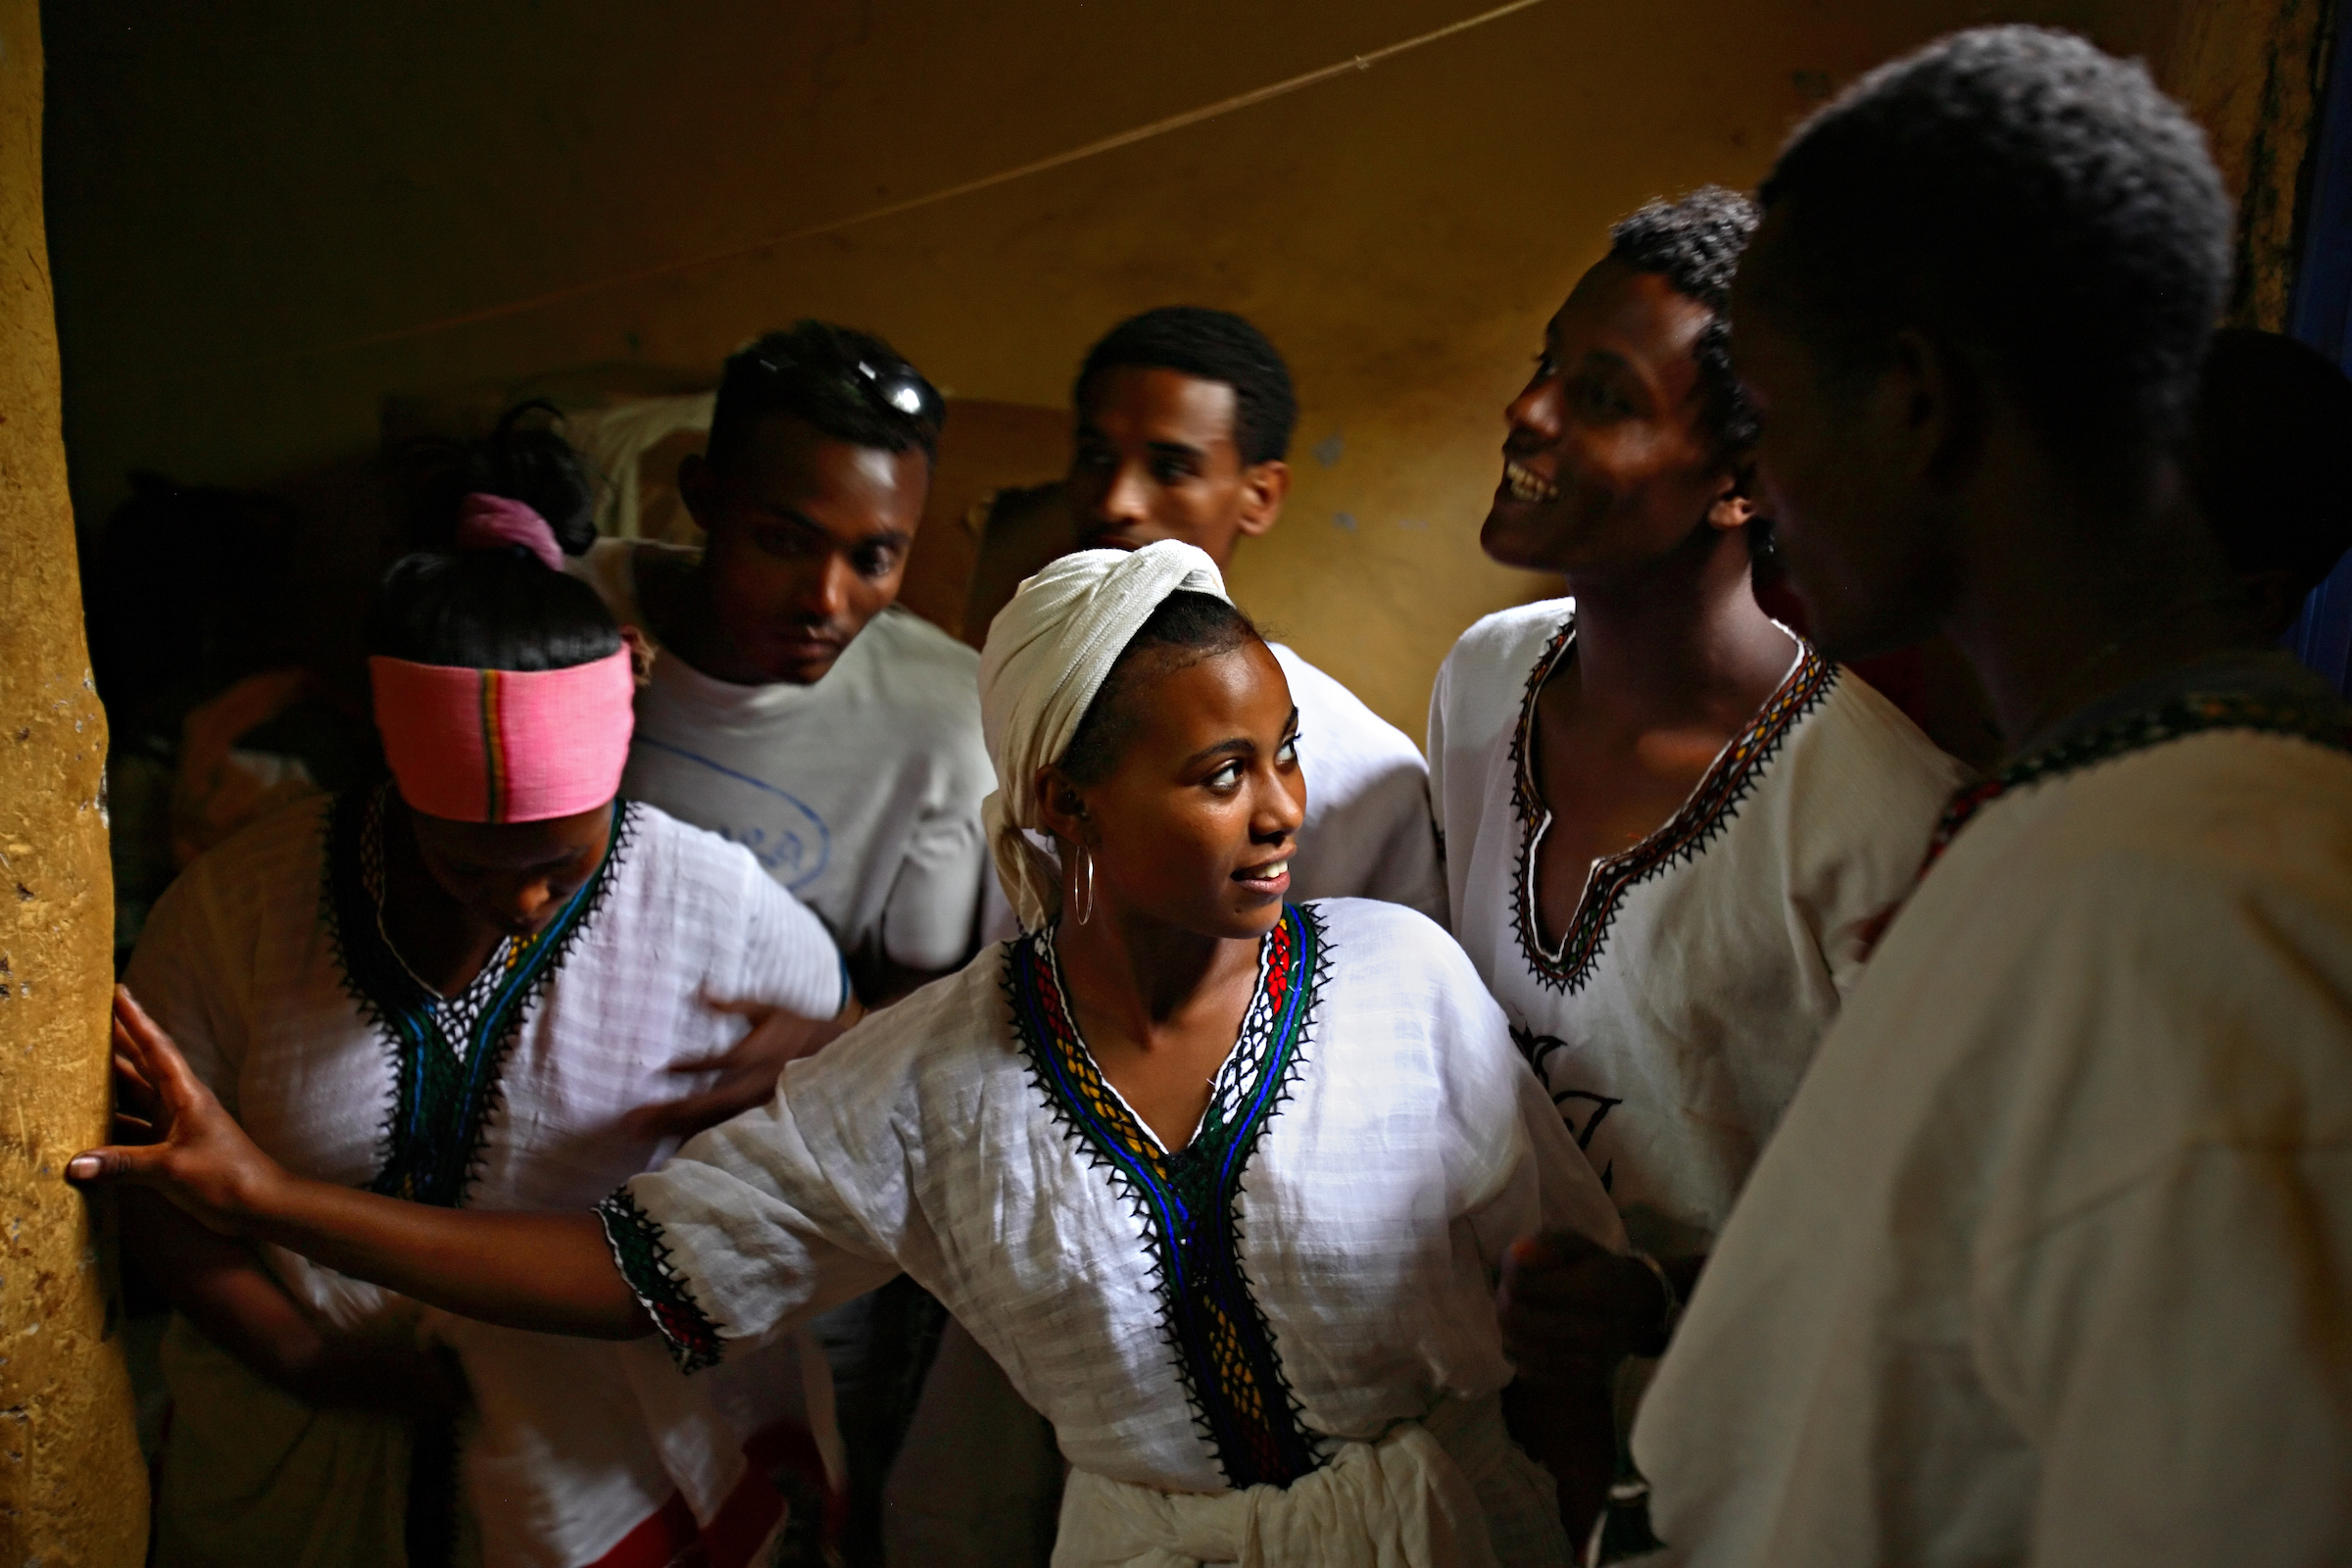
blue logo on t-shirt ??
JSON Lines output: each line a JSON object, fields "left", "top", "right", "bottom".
{"left": 633, "top": 737, "right": 832, "bottom": 891}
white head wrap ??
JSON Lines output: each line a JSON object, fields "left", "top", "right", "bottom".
{"left": 978, "top": 540, "right": 1232, "bottom": 930}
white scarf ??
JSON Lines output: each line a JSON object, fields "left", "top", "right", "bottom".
{"left": 976, "top": 540, "right": 1230, "bottom": 930}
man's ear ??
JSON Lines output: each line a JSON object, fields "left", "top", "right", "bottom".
{"left": 1236, "top": 460, "right": 1291, "bottom": 540}
{"left": 1032, "top": 763, "right": 1095, "bottom": 850}
{"left": 1884, "top": 326, "right": 1984, "bottom": 489}
{"left": 676, "top": 452, "right": 716, "bottom": 528}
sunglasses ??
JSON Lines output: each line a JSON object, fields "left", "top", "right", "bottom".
{"left": 747, "top": 350, "right": 945, "bottom": 429}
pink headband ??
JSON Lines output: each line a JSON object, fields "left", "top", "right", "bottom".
{"left": 456, "top": 492, "right": 565, "bottom": 571}
{"left": 369, "top": 648, "right": 635, "bottom": 823}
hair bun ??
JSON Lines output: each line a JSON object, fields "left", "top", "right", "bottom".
{"left": 453, "top": 493, "right": 565, "bottom": 571}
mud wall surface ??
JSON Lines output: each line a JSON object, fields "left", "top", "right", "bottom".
{"left": 41, "top": 0, "right": 2324, "bottom": 734}
{"left": 0, "top": 0, "right": 148, "bottom": 1559}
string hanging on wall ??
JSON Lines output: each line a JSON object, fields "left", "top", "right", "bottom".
{"left": 108, "top": 0, "right": 1553, "bottom": 390}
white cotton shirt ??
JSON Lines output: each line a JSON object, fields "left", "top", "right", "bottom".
{"left": 1427, "top": 599, "right": 1967, "bottom": 1257}
{"left": 1634, "top": 665, "right": 2352, "bottom": 1567}
{"left": 611, "top": 898, "right": 1625, "bottom": 1504}
{"left": 126, "top": 795, "right": 846, "bottom": 1568}
{"left": 1271, "top": 643, "right": 1446, "bottom": 918}
{"left": 574, "top": 538, "right": 997, "bottom": 979}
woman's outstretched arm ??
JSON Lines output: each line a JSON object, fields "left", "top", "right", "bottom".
{"left": 68, "top": 988, "right": 652, "bottom": 1343}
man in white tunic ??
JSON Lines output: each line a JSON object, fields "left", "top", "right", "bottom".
{"left": 1632, "top": 27, "right": 2352, "bottom": 1564}
{"left": 1428, "top": 190, "right": 1963, "bottom": 1548}
{"left": 1057, "top": 306, "right": 1445, "bottom": 919}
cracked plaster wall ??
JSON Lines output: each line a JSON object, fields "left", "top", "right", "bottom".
{"left": 0, "top": 0, "right": 148, "bottom": 1561}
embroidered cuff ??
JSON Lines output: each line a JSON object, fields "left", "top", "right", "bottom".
{"left": 597, "top": 1186, "right": 725, "bottom": 1374}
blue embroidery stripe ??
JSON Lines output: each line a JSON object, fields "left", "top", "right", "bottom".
{"left": 1006, "top": 906, "right": 1323, "bottom": 1490}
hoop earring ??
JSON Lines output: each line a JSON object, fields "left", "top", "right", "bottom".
{"left": 1073, "top": 846, "right": 1095, "bottom": 927}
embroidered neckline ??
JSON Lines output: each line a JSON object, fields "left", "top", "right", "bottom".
{"left": 1006, "top": 906, "right": 1327, "bottom": 1491}
{"left": 599, "top": 1186, "right": 725, "bottom": 1374}
{"left": 319, "top": 785, "right": 632, "bottom": 1208}
{"left": 1508, "top": 615, "right": 1837, "bottom": 993}
{"left": 1921, "top": 686, "right": 2352, "bottom": 876}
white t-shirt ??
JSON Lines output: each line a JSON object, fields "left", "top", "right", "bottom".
{"left": 1428, "top": 598, "right": 1966, "bottom": 1257}
{"left": 1270, "top": 643, "right": 1446, "bottom": 918}
{"left": 574, "top": 539, "right": 997, "bottom": 983}
{"left": 1634, "top": 658, "right": 2352, "bottom": 1567}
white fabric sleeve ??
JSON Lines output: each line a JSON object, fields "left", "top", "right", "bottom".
{"left": 1977, "top": 1145, "right": 2352, "bottom": 1566}
{"left": 597, "top": 1005, "right": 931, "bottom": 1372}
{"left": 1418, "top": 914, "right": 1626, "bottom": 1265}
{"left": 1336, "top": 760, "right": 1446, "bottom": 921}
{"left": 731, "top": 852, "right": 851, "bottom": 1018}
{"left": 122, "top": 847, "right": 248, "bottom": 1111}
{"left": 875, "top": 799, "right": 990, "bottom": 975}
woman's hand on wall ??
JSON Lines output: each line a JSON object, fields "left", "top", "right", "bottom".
{"left": 68, "top": 987, "right": 292, "bottom": 1236}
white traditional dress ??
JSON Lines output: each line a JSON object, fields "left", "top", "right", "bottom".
{"left": 601, "top": 897, "right": 1626, "bottom": 1567}
{"left": 1634, "top": 656, "right": 2352, "bottom": 1567}
{"left": 128, "top": 790, "right": 849, "bottom": 1568}
{"left": 1427, "top": 599, "right": 1967, "bottom": 1261}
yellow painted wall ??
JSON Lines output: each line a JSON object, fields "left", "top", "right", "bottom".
{"left": 43, "top": 0, "right": 2316, "bottom": 737}
{"left": 0, "top": 1, "right": 149, "bottom": 1561}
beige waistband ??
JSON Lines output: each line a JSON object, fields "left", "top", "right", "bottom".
{"left": 1051, "top": 1396, "right": 1542, "bottom": 1568}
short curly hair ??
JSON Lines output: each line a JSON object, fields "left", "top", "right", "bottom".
{"left": 1608, "top": 187, "right": 1761, "bottom": 459}
{"left": 1075, "top": 307, "right": 1298, "bottom": 466}
{"left": 1757, "top": 26, "right": 2230, "bottom": 467}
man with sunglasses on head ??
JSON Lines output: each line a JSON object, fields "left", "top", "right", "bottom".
{"left": 572, "top": 321, "right": 991, "bottom": 1129}
{"left": 573, "top": 322, "right": 994, "bottom": 1562}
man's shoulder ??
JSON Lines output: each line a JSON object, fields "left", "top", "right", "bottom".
{"left": 1266, "top": 644, "right": 1422, "bottom": 764}
{"left": 1446, "top": 597, "right": 1573, "bottom": 675}
{"left": 1788, "top": 659, "right": 1973, "bottom": 808}
{"left": 1430, "top": 597, "right": 1570, "bottom": 751}
{"left": 839, "top": 609, "right": 984, "bottom": 720}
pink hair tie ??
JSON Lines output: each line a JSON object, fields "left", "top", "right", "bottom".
{"left": 455, "top": 492, "right": 565, "bottom": 571}
{"left": 369, "top": 648, "right": 635, "bottom": 823}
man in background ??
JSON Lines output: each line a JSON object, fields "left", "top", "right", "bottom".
{"left": 570, "top": 321, "right": 992, "bottom": 1565}
{"left": 1057, "top": 305, "right": 1446, "bottom": 917}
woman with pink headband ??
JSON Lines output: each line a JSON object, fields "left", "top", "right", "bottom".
{"left": 113, "top": 418, "right": 856, "bottom": 1568}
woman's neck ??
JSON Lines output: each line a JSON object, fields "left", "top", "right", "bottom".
{"left": 1054, "top": 900, "right": 1259, "bottom": 1042}
{"left": 378, "top": 800, "right": 507, "bottom": 999}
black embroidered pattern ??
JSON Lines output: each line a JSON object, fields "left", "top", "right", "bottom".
{"left": 597, "top": 1187, "right": 725, "bottom": 1374}
{"left": 1921, "top": 687, "right": 2352, "bottom": 877}
{"left": 1005, "top": 905, "right": 1326, "bottom": 1490}
{"left": 319, "top": 785, "right": 631, "bottom": 1208}
{"left": 1508, "top": 615, "right": 1837, "bottom": 992}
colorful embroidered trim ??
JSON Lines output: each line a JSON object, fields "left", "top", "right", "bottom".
{"left": 319, "top": 785, "right": 631, "bottom": 1208}
{"left": 1006, "top": 905, "right": 1326, "bottom": 1490}
{"left": 1508, "top": 616, "right": 1837, "bottom": 992}
{"left": 1921, "top": 687, "right": 2352, "bottom": 877}
{"left": 598, "top": 1186, "right": 725, "bottom": 1375}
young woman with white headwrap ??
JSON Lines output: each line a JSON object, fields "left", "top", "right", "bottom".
{"left": 74, "top": 540, "right": 1626, "bottom": 1567}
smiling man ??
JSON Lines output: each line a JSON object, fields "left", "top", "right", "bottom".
{"left": 1056, "top": 306, "right": 1446, "bottom": 917}
{"left": 574, "top": 322, "right": 994, "bottom": 1038}
{"left": 1424, "top": 190, "right": 1965, "bottom": 1544}
{"left": 1631, "top": 29, "right": 2352, "bottom": 1566}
